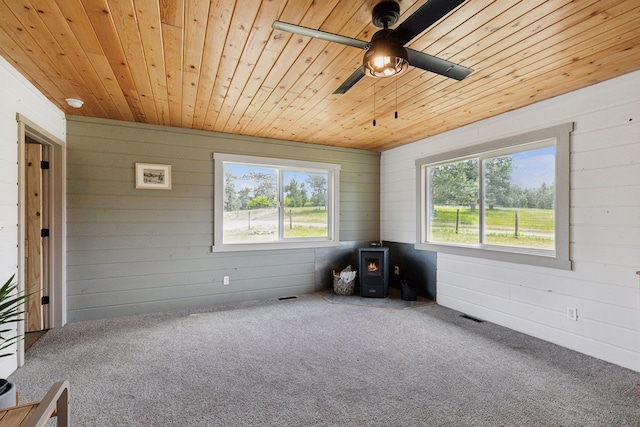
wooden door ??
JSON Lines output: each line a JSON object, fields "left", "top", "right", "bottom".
{"left": 25, "top": 142, "right": 44, "bottom": 332}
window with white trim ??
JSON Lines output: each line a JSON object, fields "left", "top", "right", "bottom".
{"left": 416, "top": 123, "right": 572, "bottom": 269}
{"left": 213, "top": 154, "right": 340, "bottom": 251}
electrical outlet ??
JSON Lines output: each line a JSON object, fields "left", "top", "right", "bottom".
{"left": 394, "top": 266, "right": 400, "bottom": 275}
{"left": 223, "top": 276, "right": 230, "bottom": 285}
{"left": 567, "top": 307, "right": 578, "bottom": 321}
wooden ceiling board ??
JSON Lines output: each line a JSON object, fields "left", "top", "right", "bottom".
{"left": 374, "top": 1, "right": 633, "bottom": 145}
{"left": 132, "top": 0, "right": 171, "bottom": 126}
{"left": 161, "top": 0, "right": 185, "bottom": 128}
{"left": 109, "top": 0, "right": 161, "bottom": 124}
{"left": 78, "top": 0, "right": 147, "bottom": 122}
{"left": 54, "top": 0, "right": 135, "bottom": 121}
{"left": 191, "top": 0, "right": 232, "bottom": 130}
{"left": 241, "top": 1, "right": 345, "bottom": 135}
{"left": 252, "top": 40, "right": 346, "bottom": 136}
{"left": 0, "top": 27, "right": 68, "bottom": 105}
{"left": 228, "top": 1, "right": 313, "bottom": 135}
{"left": 212, "top": 0, "right": 288, "bottom": 132}
{"left": 414, "top": 2, "right": 640, "bottom": 122}
{"left": 0, "top": 1, "right": 83, "bottom": 104}
{"left": 1, "top": 0, "right": 639, "bottom": 151}
{"left": 18, "top": 0, "right": 110, "bottom": 119}
{"left": 202, "top": 1, "right": 262, "bottom": 132}
{"left": 181, "top": 0, "right": 210, "bottom": 129}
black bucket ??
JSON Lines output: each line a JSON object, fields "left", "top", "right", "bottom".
{"left": 400, "top": 279, "right": 417, "bottom": 301}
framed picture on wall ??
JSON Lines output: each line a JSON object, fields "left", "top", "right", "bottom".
{"left": 135, "top": 163, "right": 172, "bottom": 190}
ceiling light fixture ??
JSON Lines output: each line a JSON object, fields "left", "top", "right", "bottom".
{"left": 65, "top": 98, "right": 84, "bottom": 108}
{"left": 363, "top": 29, "right": 409, "bottom": 78}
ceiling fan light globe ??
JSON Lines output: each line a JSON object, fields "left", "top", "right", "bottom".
{"left": 373, "top": 56, "right": 387, "bottom": 69}
{"left": 383, "top": 65, "right": 398, "bottom": 77}
{"left": 364, "top": 60, "right": 407, "bottom": 78}
{"left": 363, "top": 45, "right": 409, "bottom": 78}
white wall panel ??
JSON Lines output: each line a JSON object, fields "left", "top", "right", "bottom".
{"left": 0, "top": 56, "right": 65, "bottom": 377}
{"left": 381, "top": 70, "right": 640, "bottom": 372}
{"left": 380, "top": 145, "right": 418, "bottom": 244}
{"left": 572, "top": 206, "right": 638, "bottom": 226}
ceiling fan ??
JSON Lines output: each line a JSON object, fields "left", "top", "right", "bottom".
{"left": 272, "top": 0, "right": 473, "bottom": 95}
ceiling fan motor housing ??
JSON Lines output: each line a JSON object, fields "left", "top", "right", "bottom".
{"left": 372, "top": 1, "right": 401, "bottom": 29}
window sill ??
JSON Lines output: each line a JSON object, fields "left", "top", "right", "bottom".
{"left": 211, "top": 240, "right": 341, "bottom": 253}
{"left": 415, "top": 241, "right": 572, "bottom": 270}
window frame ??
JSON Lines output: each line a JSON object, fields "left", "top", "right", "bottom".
{"left": 213, "top": 153, "right": 341, "bottom": 252}
{"left": 415, "top": 123, "right": 573, "bottom": 270}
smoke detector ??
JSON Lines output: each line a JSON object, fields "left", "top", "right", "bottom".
{"left": 65, "top": 98, "right": 84, "bottom": 108}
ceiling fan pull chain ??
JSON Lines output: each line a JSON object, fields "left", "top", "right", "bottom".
{"left": 395, "top": 76, "right": 398, "bottom": 119}
{"left": 373, "top": 80, "right": 377, "bottom": 126}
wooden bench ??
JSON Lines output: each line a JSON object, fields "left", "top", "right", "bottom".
{"left": 0, "top": 380, "right": 69, "bottom": 427}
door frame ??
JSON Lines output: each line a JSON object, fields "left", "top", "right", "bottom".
{"left": 16, "top": 114, "right": 66, "bottom": 366}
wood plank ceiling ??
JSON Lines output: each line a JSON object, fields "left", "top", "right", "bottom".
{"left": 1, "top": 0, "right": 639, "bottom": 151}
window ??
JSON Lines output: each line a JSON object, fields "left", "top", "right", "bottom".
{"left": 213, "top": 154, "right": 340, "bottom": 251}
{"left": 416, "top": 123, "right": 572, "bottom": 269}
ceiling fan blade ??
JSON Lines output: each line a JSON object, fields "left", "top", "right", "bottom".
{"left": 272, "top": 21, "right": 370, "bottom": 50}
{"left": 332, "top": 66, "right": 366, "bottom": 94}
{"left": 392, "top": 0, "right": 467, "bottom": 45}
{"left": 407, "top": 48, "right": 472, "bottom": 81}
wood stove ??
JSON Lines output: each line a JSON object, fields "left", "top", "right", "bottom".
{"left": 359, "top": 247, "right": 389, "bottom": 298}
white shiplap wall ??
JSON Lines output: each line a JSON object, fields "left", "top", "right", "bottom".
{"left": 0, "top": 56, "right": 65, "bottom": 377}
{"left": 381, "top": 70, "right": 640, "bottom": 372}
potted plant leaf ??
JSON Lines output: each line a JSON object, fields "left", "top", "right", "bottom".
{"left": 0, "top": 274, "right": 29, "bottom": 408}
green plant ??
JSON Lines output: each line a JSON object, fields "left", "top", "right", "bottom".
{"left": 0, "top": 275, "right": 28, "bottom": 358}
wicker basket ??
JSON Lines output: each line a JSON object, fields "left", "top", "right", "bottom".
{"left": 333, "top": 266, "right": 357, "bottom": 296}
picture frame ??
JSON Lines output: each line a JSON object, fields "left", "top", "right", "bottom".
{"left": 135, "top": 163, "right": 172, "bottom": 190}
